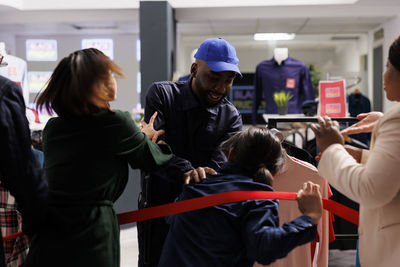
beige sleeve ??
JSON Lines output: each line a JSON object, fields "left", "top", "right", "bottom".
{"left": 360, "top": 149, "right": 369, "bottom": 164}
{"left": 318, "top": 116, "right": 400, "bottom": 208}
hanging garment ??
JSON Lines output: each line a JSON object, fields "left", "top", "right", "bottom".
{"left": 255, "top": 155, "right": 334, "bottom": 267}
{"left": 0, "top": 187, "right": 30, "bottom": 267}
{"left": 252, "top": 57, "right": 315, "bottom": 124}
{"left": 347, "top": 93, "right": 371, "bottom": 146}
{"left": 0, "top": 55, "right": 29, "bottom": 105}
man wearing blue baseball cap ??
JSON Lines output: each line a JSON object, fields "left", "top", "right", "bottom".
{"left": 194, "top": 37, "right": 242, "bottom": 77}
{"left": 137, "top": 37, "right": 243, "bottom": 267}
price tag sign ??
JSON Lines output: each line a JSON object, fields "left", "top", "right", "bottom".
{"left": 319, "top": 80, "right": 346, "bottom": 117}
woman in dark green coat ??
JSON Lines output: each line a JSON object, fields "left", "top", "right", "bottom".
{"left": 25, "top": 48, "right": 172, "bottom": 267}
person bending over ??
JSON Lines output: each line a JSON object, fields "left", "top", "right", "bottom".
{"left": 158, "top": 127, "right": 322, "bottom": 267}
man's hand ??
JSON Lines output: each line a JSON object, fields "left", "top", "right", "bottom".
{"left": 297, "top": 181, "right": 323, "bottom": 224}
{"left": 341, "top": 111, "right": 383, "bottom": 136}
{"left": 310, "top": 116, "right": 344, "bottom": 153}
{"left": 140, "top": 111, "right": 165, "bottom": 143}
{"left": 183, "top": 167, "right": 217, "bottom": 185}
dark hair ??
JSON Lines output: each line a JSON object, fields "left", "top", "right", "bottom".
{"left": 36, "top": 48, "right": 125, "bottom": 117}
{"left": 389, "top": 35, "right": 400, "bottom": 72}
{"left": 221, "top": 127, "right": 286, "bottom": 186}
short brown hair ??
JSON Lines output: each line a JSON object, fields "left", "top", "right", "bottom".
{"left": 36, "top": 48, "right": 125, "bottom": 117}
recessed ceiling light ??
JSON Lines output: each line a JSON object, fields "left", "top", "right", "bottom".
{"left": 71, "top": 24, "right": 118, "bottom": 30}
{"left": 254, "top": 33, "right": 296, "bottom": 41}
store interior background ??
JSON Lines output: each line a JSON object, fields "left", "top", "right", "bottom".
{"left": 2, "top": 0, "right": 400, "bottom": 113}
{"left": 1, "top": 0, "right": 400, "bottom": 265}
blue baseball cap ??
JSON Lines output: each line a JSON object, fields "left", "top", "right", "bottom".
{"left": 194, "top": 37, "right": 242, "bottom": 77}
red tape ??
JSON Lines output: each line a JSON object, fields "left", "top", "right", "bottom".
{"left": 3, "top": 191, "right": 359, "bottom": 241}
{"left": 117, "top": 191, "right": 359, "bottom": 225}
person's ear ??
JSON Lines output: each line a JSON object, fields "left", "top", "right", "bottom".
{"left": 227, "top": 147, "right": 236, "bottom": 161}
{"left": 190, "top": 62, "right": 198, "bottom": 78}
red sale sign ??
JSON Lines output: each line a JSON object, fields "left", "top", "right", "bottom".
{"left": 286, "top": 78, "right": 296, "bottom": 89}
{"left": 319, "top": 80, "right": 346, "bottom": 117}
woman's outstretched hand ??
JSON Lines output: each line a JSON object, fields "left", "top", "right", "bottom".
{"left": 140, "top": 111, "right": 165, "bottom": 143}
{"left": 341, "top": 112, "right": 383, "bottom": 136}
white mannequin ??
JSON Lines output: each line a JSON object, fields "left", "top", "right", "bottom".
{"left": 274, "top": 48, "right": 289, "bottom": 65}
{"left": 0, "top": 42, "right": 7, "bottom": 67}
{"left": 0, "top": 41, "right": 29, "bottom": 105}
{"left": 0, "top": 42, "right": 6, "bottom": 55}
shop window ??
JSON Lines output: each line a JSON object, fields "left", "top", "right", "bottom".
{"left": 81, "top": 38, "right": 114, "bottom": 60}
{"left": 28, "top": 71, "right": 52, "bottom": 93}
{"left": 26, "top": 39, "right": 58, "bottom": 61}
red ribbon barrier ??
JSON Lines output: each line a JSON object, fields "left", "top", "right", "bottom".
{"left": 117, "top": 191, "right": 359, "bottom": 225}
{"left": 3, "top": 191, "right": 359, "bottom": 241}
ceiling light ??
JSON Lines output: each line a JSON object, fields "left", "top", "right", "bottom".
{"left": 254, "top": 33, "right": 296, "bottom": 41}
{"left": 331, "top": 36, "right": 360, "bottom": 40}
{"left": 71, "top": 24, "right": 118, "bottom": 30}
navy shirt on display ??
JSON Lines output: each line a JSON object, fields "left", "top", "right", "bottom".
{"left": 347, "top": 92, "right": 371, "bottom": 146}
{"left": 347, "top": 92, "right": 371, "bottom": 117}
{"left": 252, "top": 57, "right": 315, "bottom": 124}
{"left": 158, "top": 162, "right": 317, "bottom": 267}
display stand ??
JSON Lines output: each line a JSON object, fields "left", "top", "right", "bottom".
{"left": 263, "top": 114, "right": 359, "bottom": 129}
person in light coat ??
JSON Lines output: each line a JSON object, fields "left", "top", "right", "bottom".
{"left": 310, "top": 34, "right": 400, "bottom": 267}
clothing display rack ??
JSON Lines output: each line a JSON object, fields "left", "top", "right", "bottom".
{"left": 263, "top": 114, "right": 360, "bottom": 249}
{"left": 263, "top": 114, "right": 359, "bottom": 129}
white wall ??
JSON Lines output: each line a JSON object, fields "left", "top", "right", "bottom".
{"left": 366, "top": 16, "right": 400, "bottom": 112}
{"left": 0, "top": 33, "right": 17, "bottom": 55}
{"left": 333, "top": 43, "right": 359, "bottom": 73}
{"left": 179, "top": 43, "right": 337, "bottom": 75}
{"left": 14, "top": 34, "right": 140, "bottom": 112}
{"left": 382, "top": 16, "right": 400, "bottom": 111}
{"left": 178, "top": 39, "right": 361, "bottom": 95}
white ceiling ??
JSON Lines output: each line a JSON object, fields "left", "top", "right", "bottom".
{"left": 177, "top": 16, "right": 389, "bottom": 36}
{"left": 0, "top": 0, "right": 399, "bottom": 47}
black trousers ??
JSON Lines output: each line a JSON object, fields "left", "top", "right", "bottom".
{"left": 0, "top": 236, "right": 5, "bottom": 267}
{"left": 138, "top": 171, "right": 182, "bottom": 267}
{"left": 137, "top": 204, "right": 169, "bottom": 267}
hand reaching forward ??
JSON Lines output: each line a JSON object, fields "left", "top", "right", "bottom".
{"left": 310, "top": 116, "right": 344, "bottom": 153}
{"left": 341, "top": 111, "right": 383, "bottom": 136}
{"left": 140, "top": 111, "right": 165, "bottom": 143}
{"left": 183, "top": 167, "right": 217, "bottom": 185}
{"left": 297, "top": 181, "right": 323, "bottom": 224}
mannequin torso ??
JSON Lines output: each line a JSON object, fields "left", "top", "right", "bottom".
{"left": 0, "top": 42, "right": 29, "bottom": 105}
{"left": 274, "top": 48, "right": 289, "bottom": 65}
